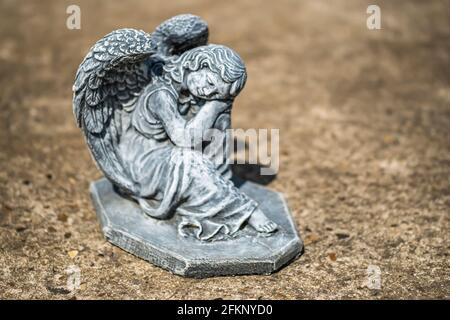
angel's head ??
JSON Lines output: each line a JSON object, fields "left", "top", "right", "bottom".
{"left": 164, "top": 44, "right": 247, "bottom": 101}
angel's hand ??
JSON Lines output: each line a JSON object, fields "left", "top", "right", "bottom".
{"left": 202, "top": 100, "right": 232, "bottom": 114}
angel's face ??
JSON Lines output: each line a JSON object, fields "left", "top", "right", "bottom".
{"left": 186, "top": 68, "right": 231, "bottom": 101}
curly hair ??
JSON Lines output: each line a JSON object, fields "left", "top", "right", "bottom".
{"left": 163, "top": 44, "right": 247, "bottom": 97}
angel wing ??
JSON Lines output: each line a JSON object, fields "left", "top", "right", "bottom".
{"left": 73, "top": 14, "right": 208, "bottom": 194}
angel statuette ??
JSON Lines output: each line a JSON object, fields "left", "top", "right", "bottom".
{"left": 73, "top": 14, "right": 302, "bottom": 277}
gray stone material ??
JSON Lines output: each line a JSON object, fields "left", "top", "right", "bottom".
{"left": 73, "top": 14, "right": 303, "bottom": 276}
{"left": 91, "top": 178, "right": 302, "bottom": 278}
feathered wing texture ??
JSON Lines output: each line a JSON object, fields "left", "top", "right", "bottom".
{"left": 72, "top": 15, "right": 209, "bottom": 195}
{"left": 73, "top": 28, "right": 156, "bottom": 194}
{"left": 153, "top": 14, "right": 208, "bottom": 56}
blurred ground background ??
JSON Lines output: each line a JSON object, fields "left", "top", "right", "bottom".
{"left": 0, "top": 0, "right": 449, "bottom": 299}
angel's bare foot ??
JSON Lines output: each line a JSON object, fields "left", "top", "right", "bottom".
{"left": 248, "top": 208, "right": 278, "bottom": 233}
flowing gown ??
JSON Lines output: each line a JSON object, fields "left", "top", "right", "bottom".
{"left": 119, "top": 80, "right": 258, "bottom": 241}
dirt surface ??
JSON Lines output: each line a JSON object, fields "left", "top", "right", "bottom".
{"left": 0, "top": 0, "right": 449, "bottom": 299}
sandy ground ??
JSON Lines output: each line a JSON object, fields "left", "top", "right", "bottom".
{"left": 0, "top": 0, "right": 449, "bottom": 299}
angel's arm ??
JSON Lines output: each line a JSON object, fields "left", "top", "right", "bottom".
{"left": 211, "top": 111, "right": 233, "bottom": 179}
{"left": 150, "top": 90, "right": 228, "bottom": 148}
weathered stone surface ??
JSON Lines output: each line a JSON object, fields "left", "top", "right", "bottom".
{"left": 91, "top": 178, "right": 302, "bottom": 277}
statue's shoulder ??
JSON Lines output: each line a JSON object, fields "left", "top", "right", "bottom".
{"left": 141, "top": 78, "right": 178, "bottom": 101}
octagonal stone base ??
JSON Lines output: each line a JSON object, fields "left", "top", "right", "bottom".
{"left": 90, "top": 178, "right": 303, "bottom": 278}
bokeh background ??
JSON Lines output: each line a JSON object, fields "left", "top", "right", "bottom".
{"left": 0, "top": 0, "right": 449, "bottom": 299}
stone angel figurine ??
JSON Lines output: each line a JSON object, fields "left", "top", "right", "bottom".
{"left": 73, "top": 14, "right": 277, "bottom": 241}
{"left": 73, "top": 14, "right": 301, "bottom": 276}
